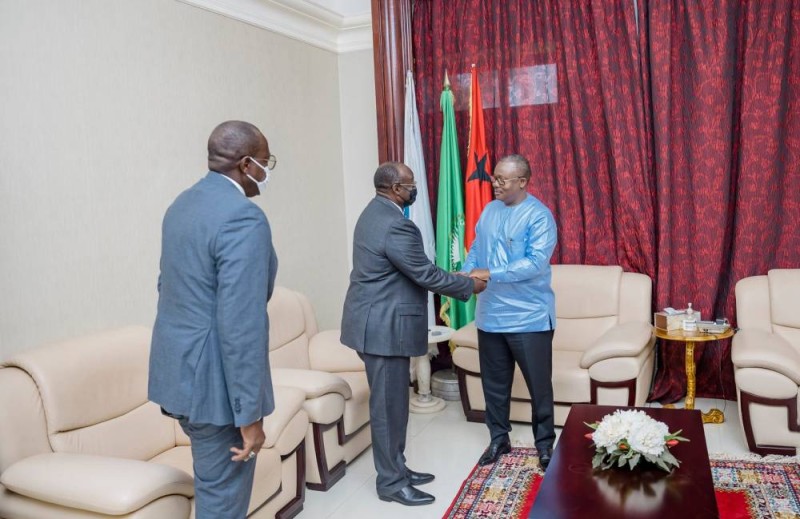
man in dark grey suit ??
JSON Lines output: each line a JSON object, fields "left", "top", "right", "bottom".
{"left": 341, "top": 162, "right": 486, "bottom": 506}
{"left": 149, "top": 121, "right": 278, "bottom": 519}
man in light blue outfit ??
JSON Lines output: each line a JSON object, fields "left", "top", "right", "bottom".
{"left": 462, "top": 154, "right": 558, "bottom": 471}
{"left": 149, "top": 121, "right": 278, "bottom": 518}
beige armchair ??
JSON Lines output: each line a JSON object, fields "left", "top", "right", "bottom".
{"left": 732, "top": 269, "right": 800, "bottom": 455}
{"left": 452, "top": 264, "right": 655, "bottom": 426}
{"left": 267, "top": 287, "right": 371, "bottom": 491}
{"left": 0, "top": 326, "right": 308, "bottom": 519}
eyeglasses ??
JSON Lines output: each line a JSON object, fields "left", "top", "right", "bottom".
{"left": 490, "top": 175, "right": 525, "bottom": 187}
{"left": 250, "top": 155, "right": 277, "bottom": 170}
{"left": 394, "top": 182, "right": 417, "bottom": 188}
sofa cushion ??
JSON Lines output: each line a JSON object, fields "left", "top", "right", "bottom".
{"left": 2, "top": 327, "right": 176, "bottom": 460}
{"left": 553, "top": 316, "right": 617, "bottom": 353}
{"left": 309, "top": 330, "right": 365, "bottom": 372}
{"left": 769, "top": 269, "right": 800, "bottom": 329}
{"left": 0, "top": 453, "right": 193, "bottom": 516}
{"left": 451, "top": 322, "right": 479, "bottom": 349}
{"left": 270, "top": 336, "right": 311, "bottom": 370}
{"left": 268, "top": 287, "right": 316, "bottom": 368}
{"left": 552, "top": 265, "right": 622, "bottom": 319}
{"left": 50, "top": 402, "right": 177, "bottom": 462}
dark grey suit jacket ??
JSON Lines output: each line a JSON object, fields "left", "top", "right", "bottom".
{"left": 341, "top": 196, "right": 473, "bottom": 357}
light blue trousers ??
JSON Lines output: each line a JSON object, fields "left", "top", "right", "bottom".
{"left": 177, "top": 417, "right": 256, "bottom": 519}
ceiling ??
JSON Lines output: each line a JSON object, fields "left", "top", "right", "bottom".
{"left": 303, "top": 0, "right": 370, "bottom": 19}
{"left": 179, "top": 0, "right": 373, "bottom": 53}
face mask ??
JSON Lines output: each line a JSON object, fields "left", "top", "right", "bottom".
{"left": 402, "top": 186, "right": 418, "bottom": 208}
{"left": 246, "top": 157, "right": 271, "bottom": 194}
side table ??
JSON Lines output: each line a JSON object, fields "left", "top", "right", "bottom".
{"left": 410, "top": 325, "right": 454, "bottom": 414}
{"left": 654, "top": 327, "right": 735, "bottom": 424}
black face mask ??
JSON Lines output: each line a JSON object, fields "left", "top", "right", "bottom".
{"left": 402, "top": 186, "right": 418, "bottom": 208}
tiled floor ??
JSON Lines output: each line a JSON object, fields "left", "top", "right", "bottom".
{"left": 298, "top": 394, "right": 751, "bottom": 518}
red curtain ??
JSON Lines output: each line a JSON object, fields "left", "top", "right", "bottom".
{"left": 648, "top": 0, "right": 800, "bottom": 401}
{"left": 412, "top": 0, "right": 800, "bottom": 401}
{"left": 413, "top": 1, "right": 655, "bottom": 279}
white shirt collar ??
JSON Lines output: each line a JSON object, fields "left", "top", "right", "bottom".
{"left": 221, "top": 174, "right": 245, "bottom": 195}
{"left": 378, "top": 194, "right": 403, "bottom": 213}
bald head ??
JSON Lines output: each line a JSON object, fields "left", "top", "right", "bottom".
{"left": 374, "top": 162, "right": 406, "bottom": 190}
{"left": 208, "top": 121, "right": 266, "bottom": 173}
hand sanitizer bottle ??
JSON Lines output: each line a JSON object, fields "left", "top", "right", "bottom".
{"left": 683, "top": 303, "right": 697, "bottom": 332}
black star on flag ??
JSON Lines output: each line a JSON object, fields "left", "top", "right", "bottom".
{"left": 468, "top": 152, "right": 491, "bottom": 183}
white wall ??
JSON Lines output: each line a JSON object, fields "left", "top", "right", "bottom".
{"left": 338, "top": 49, "right": 380, "bottom": 265}
{"left": 0, "top": 0, "right": 370, "bottom": 358}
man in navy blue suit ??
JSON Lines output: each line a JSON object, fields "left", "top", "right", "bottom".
{"left": 149, "top": 120, "right": 278, "bottom": 518}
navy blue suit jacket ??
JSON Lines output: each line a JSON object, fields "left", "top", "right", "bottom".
{"left": 149, "top": 172, "right": 277, "bottom": 427}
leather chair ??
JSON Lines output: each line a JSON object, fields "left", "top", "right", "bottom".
{"left": 732, "top": 269, "right": 800, "bottom": 455}
{"left": 452, "top": 264, "right": 655, "bottom": 426}
{"left": 0, "top": 326, "right": 308, "bottom": 519}
{"left": 267, "top": 287, "right": 371, "bottom": 491}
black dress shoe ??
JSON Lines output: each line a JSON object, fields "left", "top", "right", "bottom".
{"left": 478, "top": 440, "right": 511, "bottom": 466}
{"left": 539, "top": 448, "right": 553, "bottom": 471}
{"left": 378, "top": 485, "right": 435, "bottom": 506}
{"left": 407, "top": 469, "right": 435, "bottom": 485}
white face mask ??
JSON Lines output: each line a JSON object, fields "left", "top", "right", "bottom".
{"left": 246, "top": 157, "right": 271, "bottom": 194}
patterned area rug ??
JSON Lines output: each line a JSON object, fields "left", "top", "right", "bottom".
{"left": 444, "top": 448, "right": 800, "bottom": 519}
{"left": 444, "top": 447, "right": 542, "bottom": 518}
{"left": 712, "top": 455, "right": 800, "bottom": 519}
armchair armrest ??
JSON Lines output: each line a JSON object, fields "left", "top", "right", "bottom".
{"left": 0, "top": 453, "right": 193, "bottom": 516}
{"left": 308, "top": 330, "right": 365, "bottom": 373}
{"left": 580, "top": 322, "right": 654, "bottom": 369}
{"left": 732, "top": 329, "right": 800, "bottom": 385}
{"left": 272, "top": 367, "right": 352, "bottom": 400}
{"left": 263, "top": 385, "right": 307, "bottom": 448}
{"left": 451, "top": 322, "right": 479, "bottom": 349}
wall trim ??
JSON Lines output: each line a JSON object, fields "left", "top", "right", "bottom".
{"left": 178, "top": 0, "right": 372, "bottom": 53}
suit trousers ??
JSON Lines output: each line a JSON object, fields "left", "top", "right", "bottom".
{"left": 177, "top": 417, "right": 257, "bottom": 519}
{"left": 477, "top": 329, "right": 556, "bottom": 453}
{"left": 360, "top": 352, "right": 411, "bottom": 495}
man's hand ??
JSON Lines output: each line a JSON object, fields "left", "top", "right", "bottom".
{"left": 472, "top": 277, "right": 487, "bottom": 294}
{"left": 230, "top": 419, "right": 265, "bottom": 462}
{"left": 469, "top": 268, "right": 491, "bottom": 282}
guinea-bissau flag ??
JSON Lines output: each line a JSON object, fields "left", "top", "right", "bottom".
{"left": 436, "top": 71, "right": 475, "bottom": 332}
{"left": 464, "top": 64, "right": 493, "bottom": 249}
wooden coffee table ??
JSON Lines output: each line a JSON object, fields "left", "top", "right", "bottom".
{"left": 529, "top": 404, "right": 718, "bottom": 518}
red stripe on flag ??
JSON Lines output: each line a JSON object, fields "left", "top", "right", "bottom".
{"left": 464, "top": 64, "right": 493, "bottom": 249}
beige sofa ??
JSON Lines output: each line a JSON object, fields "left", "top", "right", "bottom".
{"left": 0, "top": 326, "right": 308, "bottom": 519}
{"left": 267, "top": 287, "right": 371, "bottom": 491}
{"left": 733, "top": 269, "right": 800, "bottom": 455}
{"left": 452, "top": 264, "right": 655, "bottom": 426}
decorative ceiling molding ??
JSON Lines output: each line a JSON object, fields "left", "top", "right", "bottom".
{"left": 178, "top": 0, "right": 372, "bottom": 53}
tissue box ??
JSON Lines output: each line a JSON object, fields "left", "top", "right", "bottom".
{"left": 654, "top": 311, "right": 702, "bottom": 331}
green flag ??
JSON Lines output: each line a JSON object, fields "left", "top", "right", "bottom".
{"left": 436, "top": 72, "right": 475, "bottom": 334}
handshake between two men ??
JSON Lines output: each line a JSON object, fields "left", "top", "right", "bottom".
{"left": 460, "top": 268, "right": 491, "bottom": 294}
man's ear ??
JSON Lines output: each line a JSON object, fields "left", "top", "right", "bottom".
{"left": 237, "top": 156, "right": 251, "bottom": 174}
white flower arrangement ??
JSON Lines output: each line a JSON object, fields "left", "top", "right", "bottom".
{"left": 585, "top": 409, "right": 688, "bottom": 472}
